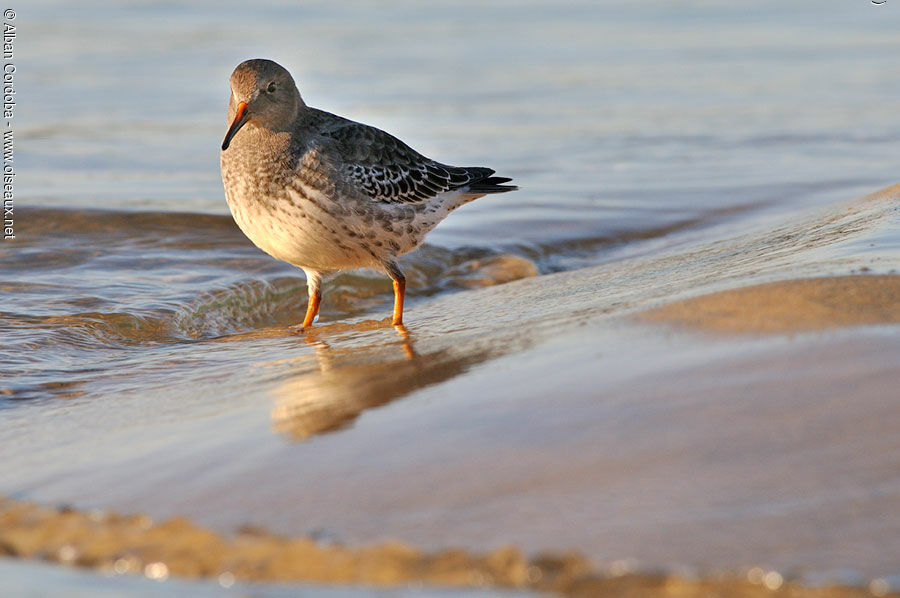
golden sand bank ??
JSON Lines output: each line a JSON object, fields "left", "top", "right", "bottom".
{"left": 0, "top": 497, "right": 892, "bottom": 598}
{"left": 639, "top": 275, "right": 900, "bottom": 334}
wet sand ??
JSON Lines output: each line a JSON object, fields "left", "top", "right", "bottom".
{"left": 640, "top": 275, "right": 900, "bottom": 334}
{"left": 4, "top": 184, "right": 900, "bottom": 592}
{"left": 2, "top": 190, "right": 900, "bottom": 595}
{"left": 0, "top": 497, "right": 891, "bottom": 598}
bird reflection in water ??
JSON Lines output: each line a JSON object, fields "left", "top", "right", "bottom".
{"left": 270, "top": 322, "right": 488, "bottom": 442}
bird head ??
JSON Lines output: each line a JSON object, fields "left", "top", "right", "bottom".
{"left": 222, "top": 59, "right": 304, "bottom": 151}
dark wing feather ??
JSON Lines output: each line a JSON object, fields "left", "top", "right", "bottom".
{"left": 310, "top": 108, "right": 497, "bottom": 204}
{"left": 345, "top": 161, "right": 496, "bottom": 204}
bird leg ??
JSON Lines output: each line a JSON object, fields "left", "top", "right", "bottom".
{"left": 385, "top": 261, "right": 406, "bottom": 327}
{"left": 302, "top": 290, "right": 321, "bottom": 328}
{"left": 301, "top": 270, "right": 322, "bottom": 328}
{"left": 392, "top": 277, "right": 405, "bottom": 326}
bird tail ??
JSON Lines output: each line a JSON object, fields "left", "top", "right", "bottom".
{"left": 444, "top": 168, "right": 518, "bottom": 210}
{"left": 466, "top": 176, "right": 518, "bottom": 194}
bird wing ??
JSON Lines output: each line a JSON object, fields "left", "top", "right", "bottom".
{"left": 309, "top": 109, "right": 494, "bottom": 204}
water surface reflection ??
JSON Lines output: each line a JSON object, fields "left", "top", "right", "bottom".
{"left": 269, "top": 324, "right": 498, "bottom": 442}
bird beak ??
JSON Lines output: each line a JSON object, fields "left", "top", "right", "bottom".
{"left": 222, "top": 101, "right": 250, "bottom": 151}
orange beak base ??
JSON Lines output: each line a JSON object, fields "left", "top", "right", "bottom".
{"left": 221, "top": 101, "right": 250, "bottom": 151}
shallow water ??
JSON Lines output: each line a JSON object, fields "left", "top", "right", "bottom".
{"left": 0, "top": 558, "right": 535, "bottom": 598}
{"left": 6, "top": 0, "right": 900, "bottom": 592}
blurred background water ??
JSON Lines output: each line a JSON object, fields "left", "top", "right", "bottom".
{"left": 13, "top": 0, "right": 900, "bottom": 329}
{"left": 21, "top": 0, "right": 900, "bottom": 240}
{"left": 4, "top": 0, "right": 900, "bottom": 594}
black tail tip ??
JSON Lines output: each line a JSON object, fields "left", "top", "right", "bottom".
{"left": 468, "top": 176, "right": 518, "bottom": 194}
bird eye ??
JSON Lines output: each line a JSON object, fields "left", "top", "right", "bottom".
{"left": 266, "top": 81, "right": 277, "bottom": 93}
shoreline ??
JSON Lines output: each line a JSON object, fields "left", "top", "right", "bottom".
{"left": 638, "top": 274, "right": 900, "bottom": 334}
{"left": 6, "top": 187, "right": 900, "bottom": 593}
{"left": 0, "top": 496, "right": 892, "bottom": 598}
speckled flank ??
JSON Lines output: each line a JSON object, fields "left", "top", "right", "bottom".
{"left": 220, "top": 58, "right": 516, "bottom": 323}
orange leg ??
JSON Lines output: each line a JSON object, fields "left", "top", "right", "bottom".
{"left": 301, "top": 288, "right": 321, "bottom": 328}
{"left": 382, "top": 262, "right": 406, "bottom": 327}
{"left": 391, "top": 275, "right": 405, "bottom": 326}
{"left": 301, "top": 269, "right": 322, "bottom": 329}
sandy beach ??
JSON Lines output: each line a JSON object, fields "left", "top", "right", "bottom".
{"left": 5, "top": 182, "right": 900, "bottom": 596}
{"left": 1, "top": 497, "right": 893, "bottom": 598}
{"left": 641, "top": 275, "right": 900, "bottom": 334}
